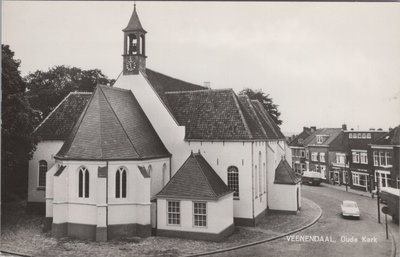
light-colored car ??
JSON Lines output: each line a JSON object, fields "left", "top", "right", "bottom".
{"left": 341, "top": 200, "right": 360, "bottom": 218}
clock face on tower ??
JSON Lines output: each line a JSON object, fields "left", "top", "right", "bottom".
{"left": 126, "top": 57, "right": 137, "bottom": 71}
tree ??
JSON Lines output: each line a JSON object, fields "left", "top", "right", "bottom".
{"left": 1, "top": 45, "right": 40, "bottom": 200}
{"left": 25, "top": 65, "right": 115, "bottom": 118}
{"left": 239, "top": 88, "right": 282, "bottom": 125}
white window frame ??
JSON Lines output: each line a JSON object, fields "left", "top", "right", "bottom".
{"left": 360, "top": 152, "right": 368, "bottom": 164}
{"left": 227, "top": 166, "right": 239, "bottom": 198}
{"left": 167, "top": 200, "right": 181, "bottom": 226}
{"left": 319, "top": 152, "right": 325, "bottom": 162}
{"left": 373, "top": 151, "right": 379, "bottom": 166}
{"left": 349, "top": 133, "right": 353, "bottom": 139}
{"left": 193, "top": 202, "right": 207, "bottom": 228}
{"left": 316, "top": 135, "right": 323, "bottom": 144}
{"left": 352, "top": 172, "right": 367, "bottom": 188}
{"left": 367, "top": 133, "right": 371, "bottom": 139}
{"left": 352, "top": 152, "right": 360, "bottom": 163}
{"left": 375, "top": 170, "right": 390, "bottom": 189}
{"left": 311, "top": 152, "right": 318, "bottom": 161}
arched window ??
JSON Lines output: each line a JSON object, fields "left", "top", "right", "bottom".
{"left": 115, "top": 169, "right": 120, "bottom": 198}
{"left": 263, "top": 163, "right": 266, "bottom": 193}
{"left": 259, "top": 152, "right": 262, "bottom": 196}
{"left": 162, "top": 163, "right": 168, "bottom": 186}
{"left": 140, "top": 35, "right": 145, "bottom": 55}
{"left": 78, "top": 166, "right": 89, "bottom": 198}
{"left": 227, "top": 166, "right": 239, "bottom": 198}
{"left": 38, "top": 160, "right": 47, "bottom": 187}
{"left": 116, "top": 167, "right": 127, "bottom": 198}
{"left": 255, "top": 165, "right": 258, "bottom": 196}
{"left": 128, "top": 34, "right": 137, "bottom": 54}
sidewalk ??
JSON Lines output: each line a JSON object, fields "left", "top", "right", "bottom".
{"left": 321, "top": 182, "right": 374, "bottom": 198}
{"left": 1, "top": 198, "right": 322, "bottom": 257}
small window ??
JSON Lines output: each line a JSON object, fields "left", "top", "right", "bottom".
{"left": 362, "top": 133, "right": 366, "bottom": 139}
{"left": 357, "top": 133, "right": 362, "bottom": 138}
{"left": 193, "top": 202, "right": 207, "bottom": 227}
{"left": 367, "top": 133, "right": 371, "bottom": 139}
{"left": 167, "top": 201, "right": 180, "bottom": 225}
{"left": 349, "top": 133, "right": 353, "bottom": 139}
{"left": 38, "top": 160, "right": 48, "bottom": 187}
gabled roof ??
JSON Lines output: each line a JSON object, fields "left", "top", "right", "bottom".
{"left": 123, "top": 5, "right": 146, "bottom": 32}
{"left": 373, "top": 126, "right": 400, "bottom": 146}
{"left": 165, "top": 89, "right": 254, "bottom": 140}
{"left": 34, "top": 92, "right": 92, "bottom": 141}
{"left": 157, "top": 152, "right": 233, "bottom": 200}
{"left": 251, "top": 100, "right": 286, "bottom": 139}
{"left": 55, "top": 85, "right": 170, "bottom": 161}
{"left": 274, "top": 159, "right": 301, "bottom": 185}
{"left": 303, "top": 128, "right": 343, "bottom": 147}
{"left": 288, "top": 128, "right": 314, "bottom": 147}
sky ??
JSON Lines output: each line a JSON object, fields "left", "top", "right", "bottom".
{"left": 2, "top": 1, "right": 400, "bottom": 134}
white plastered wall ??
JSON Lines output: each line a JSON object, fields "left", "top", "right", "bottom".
{"left": 157, "top": 193, "right": 233, "bottom": 234}
{"left": 28, "top": 140, "right": 64, "bottom": 203}
{"left": 187, "top": 141, "right": 253, "bottom": 219}
{"left": 113, "top": 74, "right": 187, "bottom": 173}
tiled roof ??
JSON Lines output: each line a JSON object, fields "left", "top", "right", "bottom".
{"left": 373, "top": 126, "right": 400, "bottom": 145}
{"left": 157, "top": 152, "right": 233, "bottom": 200}
{"left": 164, "top": 89, "right": 286, "bottom": 141}
{"left": 288, "top": 129, "right": 314, "bottom": 147}
{"left": 274, "top": 159, "right": 301, "bottom": 185}
{"left": 123, "top": 5, "right": 146, "bottom": 32}
{"left": 165, "top": 89, "right": 253, "bottom": 140}
{"left": 34, "top": 92, "right": 92, "bottom": 141}
{"left": 55, "top": 85, "right": 170, "bottom": 161}
{"left": 303, "top": 128, "right": 342, "bottom": 147}
{"left": 251, "top": 100, "right": 286, "bottom": 140}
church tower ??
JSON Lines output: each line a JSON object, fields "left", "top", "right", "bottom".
{"left": 122, "top": 4, "right": 147, "bottom": 75}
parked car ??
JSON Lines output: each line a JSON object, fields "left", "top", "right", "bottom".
{"left": 302, "top": 170, "right": 324, "bottom": 186}
{"left": 341, "top": 200, "right": 360, "bottom": 218}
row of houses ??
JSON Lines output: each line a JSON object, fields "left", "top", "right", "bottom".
{"left": 289, "top": 124, "right": 400, "bottom": 192}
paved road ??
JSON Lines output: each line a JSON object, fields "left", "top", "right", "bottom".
{"left": 206, "top": 184, "right": 397, "bottom": 257}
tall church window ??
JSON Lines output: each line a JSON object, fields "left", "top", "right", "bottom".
{"left": 227, "top": 166, "right": 239, "bottom": 198}
{"left": 162, "top": 163, "right": 168, "bottom": 186}
{"left": 259, "top": 152, "right": 262, "bottom": 196}
{"left": 38, "top": 160, "right": 47, "bottom": 187}
{"left": 255, "top": 165, "right": 258, "bottom": 197}
{"left": 116, "top": 167, "right": 127, "bottom": 198}
{"left": 78, "top": 166, "right": 89, "bottom": 198}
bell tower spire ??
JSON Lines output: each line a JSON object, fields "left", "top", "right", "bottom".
{"left": 122, "top": 4, "right": 147, "bottom": 75}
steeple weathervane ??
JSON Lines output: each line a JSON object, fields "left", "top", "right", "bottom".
{"left": 122, "top": 4, "right": 147, "bottom": 75}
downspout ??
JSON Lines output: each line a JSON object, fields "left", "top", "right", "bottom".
{"left": 251, "top": 142, "right": 255, "bottom": 225}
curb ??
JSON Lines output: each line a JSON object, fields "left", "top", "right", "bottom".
{"left": 0, "top": 249, "right": 32, "bottom": 257}
{"left": 320, "top": 184, "right": 372, "bottom": 199}
{"left": 185, "top": 198, "right": 323, "bottom": 257}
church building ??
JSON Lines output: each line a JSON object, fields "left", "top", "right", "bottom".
{"left": 28, "top": 6, "right": 301, "bottom": 242}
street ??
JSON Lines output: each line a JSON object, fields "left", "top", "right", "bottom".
{"left": 206, "top": 184, "right": 397, "bottom": 257}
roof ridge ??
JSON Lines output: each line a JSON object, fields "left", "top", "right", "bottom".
{"left": 55, "top": 88, "right": 97, "bottom": 158}
{"left": 231, "top": 90, "right": 253, "bottom": 139}
{"left": 146, "top": 68, "right": 205, "bottom": 89}
{"left": 165, "top": 88, "right": 233, "bottom": 94}
{"left": 69, "top": 91, "right": 93, "bottom": 95}
{"left": 244, "top": 97, "right": 267, "bottom": 138}
{"left": 254, "top": 101, "right": 280, "bottom": 138}
{"left": 97, "top": 85, "right": 141, "bottom": 158}
{"left": 34, "top": 92, "right": 76, "bottom": 134}
{"left": 193, "top": 154, "right": 217, "bottom": 198}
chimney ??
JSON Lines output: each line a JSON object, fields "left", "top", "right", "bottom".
{"left": 369, "top": 128, "right": 375, "bottom": 131}
{"left": 311, "top": 126, "right": 316, "bottom": 133}
{"left": 378, "top": 128, "right": 383, "bottom": 131}
{"left": 203, "top": 81, "right": 211, "bottom": 89}
{"left": 342, "top": 124, "right": 347, "bottom": 131}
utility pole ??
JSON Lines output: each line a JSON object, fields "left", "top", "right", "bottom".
{"left": 377, "top": 181, "right": 381, "bottom": 224}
